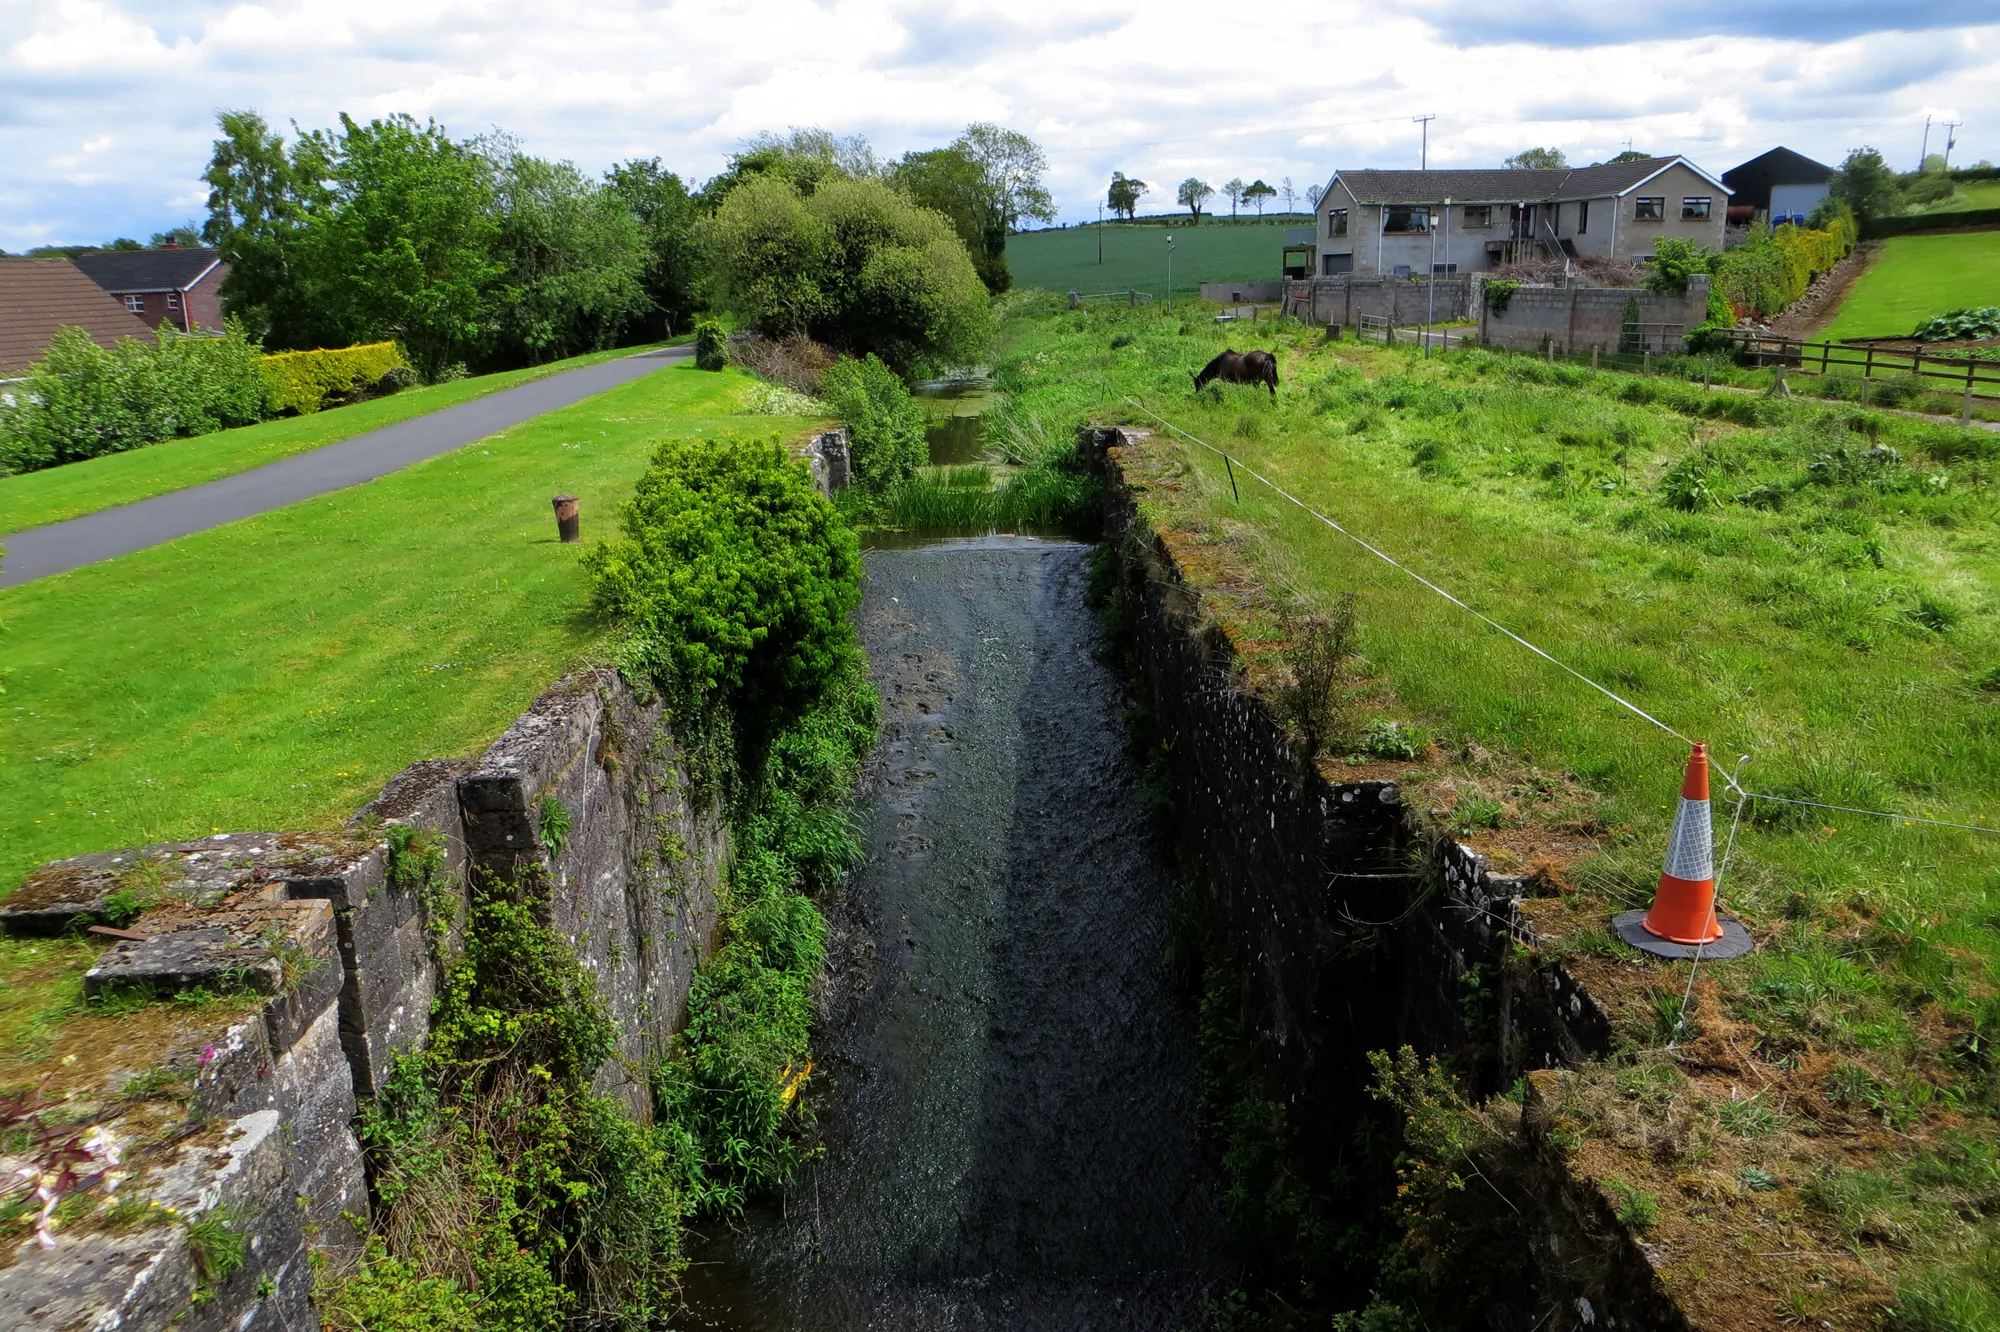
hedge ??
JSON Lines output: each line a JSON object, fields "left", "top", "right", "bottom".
{"left": 260, "top": 342, "right": 409, "bottom": 415}
{"left": 1863, "top": 207, "right": 2000, "bottom": 240}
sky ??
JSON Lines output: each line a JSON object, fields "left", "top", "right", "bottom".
{"left": 2, "top": 0, "right": 1994, "bottom": 250}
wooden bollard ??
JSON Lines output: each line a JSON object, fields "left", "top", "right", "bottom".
{"left": 552, "top": 494, "right": 580, "bottom": 543}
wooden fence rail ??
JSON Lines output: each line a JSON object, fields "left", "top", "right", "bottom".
{"left": 1724, "top": 331, "right": 2000, "bottom": 397}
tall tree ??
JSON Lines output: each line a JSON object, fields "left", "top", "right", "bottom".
{"left": 1280, "top": 177, "right": 1296, "bottom": 212}
{"left": 701, "top": 128, "right": 874, "bottom": 210}
{"left": 288, "top": 114, "right": 499, "bottom": 377}
{"left": 201, "top": 109, "right": 319, "bottom": 343}
{"left": 1222, "top": 177, "right": 1246, "bottom": 219}
{"left": 1829, "top": 147, "right": 1902, "bottom": 224}
{"left": 606, "top": 158, "right": 705, "bottom": 337}
{"left": 1243, "top": 179, "right": 1276, "bottom": 217}
{"left": 1107, "top": 171, "right": 1147, "bottom": 221}
{"left": 1306, "top": 182, "right": 1325, "bottom": 210}
{"left": 955, "top": 123, "right": 1055, "bottom": 235}
{"left": 1504, "top": 147, "right": 1569, "bottom": 170}
{"left": 891, "top": 145, "right": 1009, "bottom": 292}
{"left": 486, "top": 151, "right": 649, "bottom": 365}
{"left": 1177, "top": 178, "right": 1213, "bottom": 224}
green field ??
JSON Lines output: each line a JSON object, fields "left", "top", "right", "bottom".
{"left": 0, "top": 343, "right": 670, "bottom": 536}
{"left": 1006, "top": 217, "right": 1304, "bottom": 297}
{"left": 0, "top": 361, "right": 817, "bottom": 891}
{"left": 1915, "top": 180, "right": 2000, "bottom": 213}
{"left": 1820, "top": 229, "right": 2000, "bottom": 340}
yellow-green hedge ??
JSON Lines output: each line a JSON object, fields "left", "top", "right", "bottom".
{"left": 259, "top": 342, "right": 408, "bottom": 415}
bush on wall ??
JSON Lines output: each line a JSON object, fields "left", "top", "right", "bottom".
{"left": 259, "top": 341, "right": 411, "bottom": 414}
{"left": 0, "top": 323, "right": 271, "bottom": 474}
{"left": 819, "top": 354, "right": 928, "bottom": 494}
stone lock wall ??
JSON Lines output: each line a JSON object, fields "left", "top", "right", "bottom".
{"left": 0, "top": 670, "right": 728, "bottom": 1328}
{"left": 1477, "top": 276, "right": 1712, "bottom": 355}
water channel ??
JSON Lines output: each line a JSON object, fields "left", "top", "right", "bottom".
{"left": 677, "top": 400, "right": 1235, "bottom": 1327}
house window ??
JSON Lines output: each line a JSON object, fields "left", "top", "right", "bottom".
{"left": 1328, "top": 209, "right": 1348, "bottom": 237}
{"left": 123, "top": 295, "right": 143, "bottom": 312}
{"left": 166, "top": 291, "right": 182, "bottom": 309}
{"left": 1384, "top": 207, "right": 1430, "bottom": 233}
{"left": 1634, "top": 197, "right": 1664, "bottom": 221}
{"left": 1682, "top": 197, "right": 1712, "bottom": 219}
{"left": 1577, "top": 200, "right": 1589, "bottom": 234}
{"left": 1461, "top": 205, "right": 1492, "bottom": 228}
{"left": 1431, "top": 263, "right": 1458, "bottom": 274}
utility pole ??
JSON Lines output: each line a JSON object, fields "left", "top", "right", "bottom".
{"left": 1426, "top": 206, "right": 1437, "bottom": 358}
{"left": 1413, "top": 114, "right": 1437, "bottom": 169}
{"left": 1944, "top": 121, "right": 1963, "bottom": 168}
{"left": 1098, "top": 202, "right": 1103, "bottom": 265}
{"left": 1920, "top": 115, "right": 1933, "bottom": 169}
{"left": 1167, "top": 233, "right": 1174, "bottom": 312}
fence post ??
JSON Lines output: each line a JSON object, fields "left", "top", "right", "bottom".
{"left": 1965, "top": 360, "right": 1977, "bottom": 428}
{"left": 1592, "top": 347, "right": 1599, "bottom": 372}
{"left": 1643, "top": 348, "right": 1652, "bottom": 375}
{"left": 1865, "top": 345, "right": 1875, "bottom": 380}
{"left": 1703, "top": 358, "right": 1711, "bottom": 389}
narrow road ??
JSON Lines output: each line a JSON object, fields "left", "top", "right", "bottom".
{"left": 0, "top": 346, "right": 690, "bottom": 588}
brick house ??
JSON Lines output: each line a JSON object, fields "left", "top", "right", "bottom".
{"left": 1311, "top": 155, "right": 1729, "bottom": 276}
{"left": 0, "top": 259, "right": 152, "bottom": 379}
{"left": 73, "top": 247, "right": 229, "bottom": 333}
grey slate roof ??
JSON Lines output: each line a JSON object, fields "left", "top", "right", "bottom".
{"left": 73, "top": 247, "right": 222, "bottom": 295}
{"left": 1331, "top": 157, "right": 1716, "bottom": 205}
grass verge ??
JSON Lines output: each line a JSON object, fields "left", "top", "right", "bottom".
{"left": 0, "top": 359, "right": 815, "bottom": 896}
{"left": 0, "top": 342, "right": 677, "bottom": 536}
{"left": 1820, "top": 231, "right": 2000, "bottom": 341}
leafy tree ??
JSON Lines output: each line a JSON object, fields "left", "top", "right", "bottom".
{"left": 1243, "top": 179, "right": 1277, "bottom": 217}
{"left": 1107, "top": 171, "right": 1148, "bottom": 221}
{"left": 1829, "top": 147, "right": 1902, "bottom": 224}
{"left": 707, "top": 174, "right": 990, "bottom": 373}
{"left": 1222, "top": 177, "right": 1247, "bottom": 218}
{"left": 955, "top": 123, "right": 1055, "bottom": 235}
{"left": 485, "top": 149, "right": 649, "bottom": 364}
{"left": 583, "top": 434, "right": 861, "bottom": 726}
{"left": 605, "top": 158, "right": 705, "bottom": 337}
{"left": 1642, "top": 236, "right": 1716, "bottom": 295}
{"left": 287, "top": 114, "right": 500, "bottom": 378}
{"left": 891, "top": 145, "right": 1010, "bottom": 293}
{"left": 1504, "top": 147, "right": 1569, "bottom": 170}
{"left": 819, "top": 355, "right": 927, "bottom": 493}
{"left": 700, "top": 128, "right": 874, "bottom": 210}
{"left": 149, "top": 224, "right": 202, "bottom": 249}
{"left": 1605, "top": 149, "right": 1651, "bottom": 164}
{"left": 201, "top": 109, "right": 319, "bottom": 345}
{"left": 1178, "top": 178, "right": 1214, "bottom": 223}
{"left": 1306, "top": 182, "right": 1325, "bottom": 210}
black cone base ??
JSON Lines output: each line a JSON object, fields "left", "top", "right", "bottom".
{"left": 1613, "top": 908, "right": 1755, "bottom": 960}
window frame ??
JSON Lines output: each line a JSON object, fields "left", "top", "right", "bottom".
{"left": 166, "top": 291, "right": 183, "bottom": 309}
{"left": 1681, "top": 196, "right": 1712, "bottom": 220}
{"left": 1577, "top": 200, "right": 1589, "bottom": 234}
{"left": 1328, "top": 208, "right": 1348, "bottom": 237}
{"left": 1461, "top": 204, "right": 1492, "bottom": 229}
{"left": 122, "top": 294, "right": 144, "bottom": 312}
{"left": 1633, "top": 196, "right": 1665, "bottom": 222}
{"left": 1384, "top": 206, "right": 1431, "bottom": 234}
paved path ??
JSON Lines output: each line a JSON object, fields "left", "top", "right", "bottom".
{"left": 1, "top": 346, "right": 691, "bottom": 588}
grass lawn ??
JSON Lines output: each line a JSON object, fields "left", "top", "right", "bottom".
{"left": 1821, "top": 230, "right": 2000, "bottom": 340}
{"left": 994, "top": 291, "right": 2000, "bottom": 1319}
{"left": 1006, "top": 218, "right": 1303, "bottom": 297}
{"left": 0, "top": 342, "right": 673, "bottom": 536}
{"left": 0, "top": 359, "right": 819, "bottom": 894}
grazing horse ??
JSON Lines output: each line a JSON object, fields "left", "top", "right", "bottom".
{"left": 1194, "top": 349, "right": 1279, "bottom": 397}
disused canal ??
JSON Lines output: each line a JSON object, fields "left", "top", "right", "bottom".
{"left": 680, "top": 536, "right": 1235, "bottom": 1328}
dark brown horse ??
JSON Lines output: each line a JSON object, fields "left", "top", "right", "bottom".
{"left": 1193, "top": 349, "right": 1278, "bottom": 397}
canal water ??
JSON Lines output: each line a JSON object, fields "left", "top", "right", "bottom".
{"left": 676, "top": 536, "right": 1234, "bottom": 1329}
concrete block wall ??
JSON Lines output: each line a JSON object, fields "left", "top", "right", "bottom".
{"left": 1282, "top": 274, "right": 1476, "bottom": 327}
{"left": 1478, "top": 275, "right": 1710, "bottom": 354}
{"left": 1, "top": 670, "right": 729, "bottom": 1327}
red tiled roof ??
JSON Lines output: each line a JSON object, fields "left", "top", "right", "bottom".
{"left": 0, "top": 259, "right": 152, "bottom": 378}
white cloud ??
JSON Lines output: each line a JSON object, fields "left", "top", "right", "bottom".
{"left": 0, "top": 0, "right": 1995, "bottom": 250}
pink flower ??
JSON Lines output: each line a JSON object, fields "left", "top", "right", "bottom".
{"left": 197, "top": 1045, "right": 217, "bottom": 1070}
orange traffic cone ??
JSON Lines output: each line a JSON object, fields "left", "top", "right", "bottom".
{"left": 1642, "top": 743, "right": 1722, "bottom": 945}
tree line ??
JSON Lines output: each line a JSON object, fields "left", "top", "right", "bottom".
{"left": 1102, "top": 172, "right": 1307, "bottom": 224}
{"left": 199, "top": 113, "right": 1053, "bottom": 378}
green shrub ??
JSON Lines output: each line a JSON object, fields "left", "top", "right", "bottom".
{"left": 0, "top": 323, "right": 271, "bottom": 473}
{"left": 693, "top": 318, "right": 728, "bottom": 371}
{"left": 1912, "top": 308, "right": 2000, "bottom": 342}
{"left": 819, "top": 354, "right": 927, "bottom": 493}
{"left": 584, "top": 435, "right": 861, "bottom": 729}
{"left": 258, "top": 341, "right": 408, "bottom": 414}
